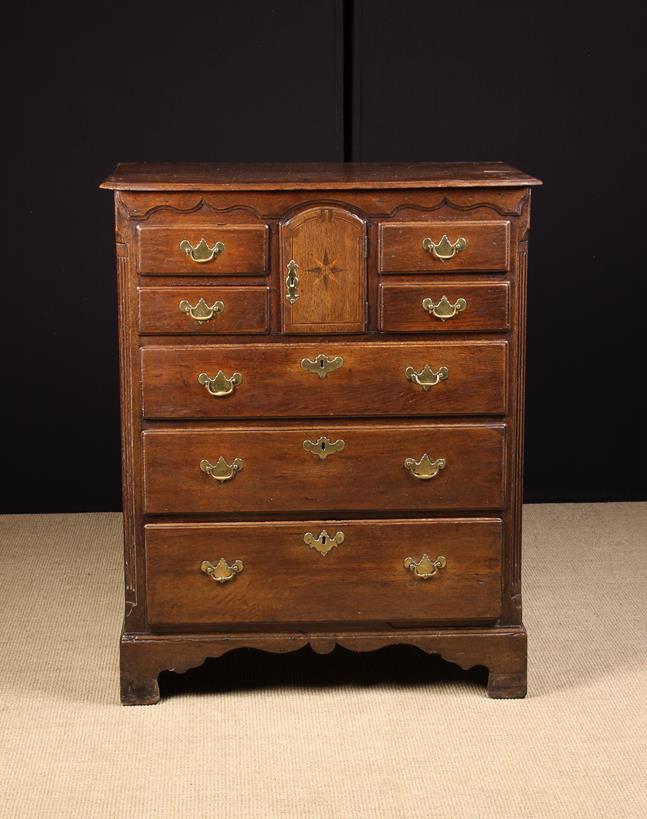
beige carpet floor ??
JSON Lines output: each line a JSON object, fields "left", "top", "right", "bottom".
{"left": 0, "top": 504, "right": 645, "bottom": 818}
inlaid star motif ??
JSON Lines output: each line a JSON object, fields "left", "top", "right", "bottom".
{"left": 306, "top": 247, "right": 345, "bottom": 288}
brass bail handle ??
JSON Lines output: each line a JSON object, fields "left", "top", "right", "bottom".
{"left": 180, "top": 238, "right": 225, "bottom": 264}
{"left": 421, "top": 295, "right": 467, "bottom": 321}
{"left": 179, "top": 297, "right": 225, "bottom": 322}
{"left": 200, "top": 558, "right": 244, "bottom": 583}
{"left": 197, "top": 370, "right": 242, "bottom": 397}
{"left": 200, "top": 457, "right": 244, "bottom": 483}
{"left": 405, "top": 364, "right": 449, "bottom": 391}
{"left": 403, "top": 554, "right": 447, "bottom": 580}
{"left": 422, "top": 235, "right": 467, "bottom": 261}
{"left": 404, "top": 454, "right": 447, "bottom": 480}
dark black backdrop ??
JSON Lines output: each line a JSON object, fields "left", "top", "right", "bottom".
{"left": 9, "top": 0, "right": 646, "bottom": 513}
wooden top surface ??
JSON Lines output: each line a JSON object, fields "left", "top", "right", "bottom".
{"left": 100, "top": 162, "right": 541, "bottom": 191}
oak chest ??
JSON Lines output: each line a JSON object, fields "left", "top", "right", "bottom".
{"left": 101, "top": 162, "right": 541, "bottom": 703}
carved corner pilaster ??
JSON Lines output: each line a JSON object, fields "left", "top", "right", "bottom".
{"left": 506, "top": 239, "right": 529, "bottom": 622}
{"left": 519, "top": 188, "right": 533, "bottom": 241}
{"left": 114, "top": 203, "right": 138, "bottom": 618}
{"left": 114, "top": 192, "right": 131, "bottom": 244}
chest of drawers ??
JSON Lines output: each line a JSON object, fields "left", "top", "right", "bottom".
{"left": 101, "top": 162, "right": 541, "bottom": 704}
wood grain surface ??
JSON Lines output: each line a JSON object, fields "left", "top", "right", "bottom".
{"left": 141, "top": 341, "right": 507, "bottom": 419}
{"left": 379, "top": 282, "right": 510, "bottom": 333}
{"left": 280, "top": 206, "right": 366, "bottom": 333}
{"left": 138, "top": 286, "right": 269, "bottom": 335}
{"left": 101, "top": 163, "right": 537, "bottom": 702}
{"left": 142, "top": 422, "right": 506, "bottom": 514}
{"left": 144, "top": 518, "right": 503, "bottom": 626}
{"left": 137, "top": 225, "right": 268, "bottom": 275}
{"left": 379, "top": 220, "right": 510, "bottom": 273}
{"left": 101, "top": 161, "right": 542, "bottom": 190}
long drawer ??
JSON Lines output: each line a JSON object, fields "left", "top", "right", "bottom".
{"left": 145, "top": 518, "right": 503, "bottom": 626}
{"left": 141, "top": 341, "right": 507, "bottom": 419}
{"left": 142, "top": 422, "right": 505, "bottom": 514}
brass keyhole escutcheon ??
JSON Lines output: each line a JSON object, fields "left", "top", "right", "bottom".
{"left": 300, "top": 353, "right": 344, "bottom": 378}
{"left": 286, "top": 259, "right": 299, "bottom": 304}
{"left": 303, "top": 436, "right": 345, "bottom": 460}
{"left": 304, "top": 530, "right": 345, "bottom": 557}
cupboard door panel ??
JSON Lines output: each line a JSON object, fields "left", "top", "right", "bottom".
{"left": 280, "top": 206, "right": 366, "bottom": 334}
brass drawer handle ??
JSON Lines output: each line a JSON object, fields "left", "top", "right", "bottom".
{"left": 179, "top": 238, "right": 225, "bottom": 264}
{"left": 286, "top": 259, "right": 299, "bottom": 304}
{"left": 301, "top": 353, "right": 344, "bottom": 378}
{"left": 303, "top": 436, "right": 345, "bottom": 460}
{"left": 200, "top": 558, "right": 244, "bottom": 583}
{"left": 304, "top": 530, "right": 345, "bottom": 557}
{"left": 422, "top": 295, "right": 467, "bottom": 321}
{"left": 179, "top": 297, "right": 225, "bottom": 322}
{"left": 405, "top": 364, "right": 448, "bottom": 391}
{"left": 198, "top": 370, "right": 242, "bottom": 397}
{"left": 404, "top": 454, "right": 446, "bottom": 480}
{"left": 404, "top": 554, "right": 447, "bottom": 580}
{"left": 422, "top": 234, "right": 467, "bottom": 261}
{"left": 200, "top": 457, "right": 244, "bottom": 482}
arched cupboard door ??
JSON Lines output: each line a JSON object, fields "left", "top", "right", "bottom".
{"left": 280, "top": 206, "right": 367, "bottom": 334}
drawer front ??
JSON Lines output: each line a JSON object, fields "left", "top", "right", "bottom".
{"left": 138, "top": 286, "right": 269, "bottom": 335}
{"left": 142, "top": 423, "right": 505, "bottom": 514}
{"left": 379, "top": 221, "right": 510, "bottom": 273}
{"left": 145, "top": 518, "right": 503, "bottom": 626}
{"left": 141, "top": 341, "right": 507, "bottom": 419}
{"left": 137, "top": 225, "right": 268, "bottom": 275}
{"left": 379, "top": 282, "right": 510, "bottom": 333}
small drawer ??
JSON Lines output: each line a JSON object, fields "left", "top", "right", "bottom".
{"left": 379, "top": 282, "right": 510, "bottom": 333}
{"left": 137, "top": 224, "right": 268, "bottom": 275}
{"left": 142, "top": 422, "right": 506, "bottom": 515}
{"left": 379, "top": 220, "right": 510, "bottom": 273}
{"left": 145, "top": 518, "right": 503, "bottom": 627}
{"left": 140, "top": 341, "right": 507, "bottom": 419}
{"left": 138, "top": 286, "right": 269, "bottom": 335}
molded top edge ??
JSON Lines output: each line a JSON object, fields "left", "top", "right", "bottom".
{"left": 100, "top": 161, "right": 542, "bottom": 191}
